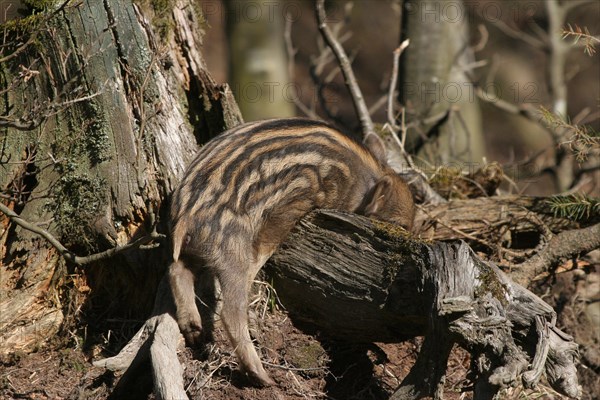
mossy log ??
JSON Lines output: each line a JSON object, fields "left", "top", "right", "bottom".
{"left": 96, "top": 210, "right": 581, "bottom": 400}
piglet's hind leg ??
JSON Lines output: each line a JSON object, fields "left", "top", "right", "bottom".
{"left": 168, "top": 260, "right": 203, "bottom": 346}
{"left": 217, "top": 267, "right": 274, "bottom": 386}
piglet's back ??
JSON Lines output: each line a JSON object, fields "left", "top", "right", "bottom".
{"left": 169, "top": 118, "right": 387, "bottom": 260}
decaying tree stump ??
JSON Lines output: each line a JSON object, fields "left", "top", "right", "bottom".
{"left": 95, "top": 210, "right": 581, "bottom": 400}
{"left": 0, "top": 0, "right": 242, "bottom": 356}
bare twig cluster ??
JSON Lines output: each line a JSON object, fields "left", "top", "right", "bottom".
{"left": 284, "top": 1, "right": 356, "bottom": 125}
{"left": 312, "top": 1, "right": 445, "bottom": 205}
{"left": 540, "top": 106, "right": 600, "bottom": 163}
{"left": 476, "top": 0, "right": 599, "bottom": 193}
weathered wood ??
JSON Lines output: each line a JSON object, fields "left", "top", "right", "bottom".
{"left": 267, "top": 211, "right": 429, "bottom": 341}
{"left": 94, "top": 276, "right": 187, "bottom": 400}
{"left": 99, "top": 210, "right": 581, "bottom": 399}
{"left": 267, "top": 211, "right": 581, "bottom": 399}
{"left": 416, "top": 195, "right": 582, "bottom": 241}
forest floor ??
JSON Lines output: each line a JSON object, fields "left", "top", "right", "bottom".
{"left": 0, "top": 268, "right": 597, "bottom": 400}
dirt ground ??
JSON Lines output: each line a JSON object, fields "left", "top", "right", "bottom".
{"left": 1, "top": 266, "right": 597, "bottom": 400}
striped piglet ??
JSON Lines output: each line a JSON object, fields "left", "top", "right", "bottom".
{"left": 168, "top": 118, "right": 415, "bottom": 386}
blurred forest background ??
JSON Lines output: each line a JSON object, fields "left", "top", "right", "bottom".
{"left": 203, "top": 0, "right": 599, "bottom": 196}
{"left": 0, "top": 0, "right": 599, "bottom": 399}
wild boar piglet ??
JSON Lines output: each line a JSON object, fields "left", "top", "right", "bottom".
{"left": 168, "top": 118, "right": 415, "bottom": 386}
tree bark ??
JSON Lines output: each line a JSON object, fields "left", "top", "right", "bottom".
{"left": 399, "top": 0, "right": 485, "bottom": 163}
{"left": 224, "top": 0, "right": 295, "bottom": 120}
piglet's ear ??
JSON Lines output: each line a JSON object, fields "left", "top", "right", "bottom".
{"left": 363, "top": 175, "right": 393, "bottom": 217}
{"left": 363, "top": 133, "right": 387, "bottom": 164}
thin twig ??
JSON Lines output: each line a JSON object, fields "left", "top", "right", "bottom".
{"left": 283, "top": 14, "right": 319, "bottom": 119}
{"left": 315, "top": 0, "right": 374, "bottom": 137}
{"left": 0, "top": 202, "right": 165, "bottom": 265}
{"left": 382, "top": 121, "right": 415, "bottom": 171}
{"left": 0, "top": 35, "right": 38, "bottom": 64}
{"left": 475, "top": 86, "right": 543, "bottom": 122}
{"left": 486, "top": 17, "right": 547, "bottom": 49}
{"left": 472, "top": 24, "right": 489, "bottom": 53}
{"left": 387, "top": 40, "right": 410, "bottom": 131}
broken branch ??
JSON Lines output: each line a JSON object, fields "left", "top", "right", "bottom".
{"left": 0, "top": 202, "right": 165, "bottom": 265}
{"left": 315, "top": 0, "right": 374, "bottom": 137}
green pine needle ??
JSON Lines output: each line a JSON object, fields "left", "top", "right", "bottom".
{"left": 547, "top": 194, "right": 600, "bottom": 221}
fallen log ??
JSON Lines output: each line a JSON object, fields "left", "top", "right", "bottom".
{"left": 95, "top": 210, "right": 581, "bottom": 399}
{"left": 267, "top": 211, "right": 581, "bottom": 399}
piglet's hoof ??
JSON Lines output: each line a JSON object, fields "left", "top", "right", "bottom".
{"left": 181, "top": 324, "right": 203, "bottom": 347}
{"left": 244, "top": 368, "right": 275, "bottom": 387}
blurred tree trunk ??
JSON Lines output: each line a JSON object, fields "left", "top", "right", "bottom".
{"left": 224, "top": 0, "right": 295, "bottom": 120}
{"left": 399, "top": 0, "right": 485, "bottom": 165}
{"left": 0, "top": 0, "right": 241, "bottom": 355}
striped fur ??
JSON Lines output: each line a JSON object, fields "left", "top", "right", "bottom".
{"left": 168, "top": 118, "right": 415, "bottom": 386}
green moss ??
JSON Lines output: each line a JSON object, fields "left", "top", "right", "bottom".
{"left": 371, "top": 220, "right": 426, "bottom": 287}
{"left": 23, "top": 0, "right": 63, "bottom": 9}
{"left": 0, "top": 13, "right": 44, "bottom": 33}
{"left": 33, "top": 76, "right": 112, "bottom": 250}
{"left": 68, "top": 357, "right": 85, "bottom": 372}
{"left": 286, "top": 340, "right": 326, "bottom": 374}
{"left": 372, "top": 220, "right": 412, "bottom": 240}
{"left": 0, "top": 0, "right": 62, "bottom": 29}
{"left": 0, "top": 0, "right": 67, "bottom": 48}
{"left": 429, "top": 167, "right": 461, "bottom": 185}
{"left": 474, "top": 261, "right": 508, "bottom": 306}
{"left": 192, "top": 1, "right": 208, "bottom": 31}
{"left": 46, "top": 168, "right": 106, "bottom": 249}
{"left": 428, "top": 165, "right": 463, "bottom": 199}
{"left": 373, "top": 123, "right": 391, "bottom": 138}
{"left": 135, "top": 0, "right": 175, "bottom": 39}
{"left": 0, "top": 1, "right": 113, "bottom": 254}
{"left": 83, "top": 101, "right": 111, "bottom": 165}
